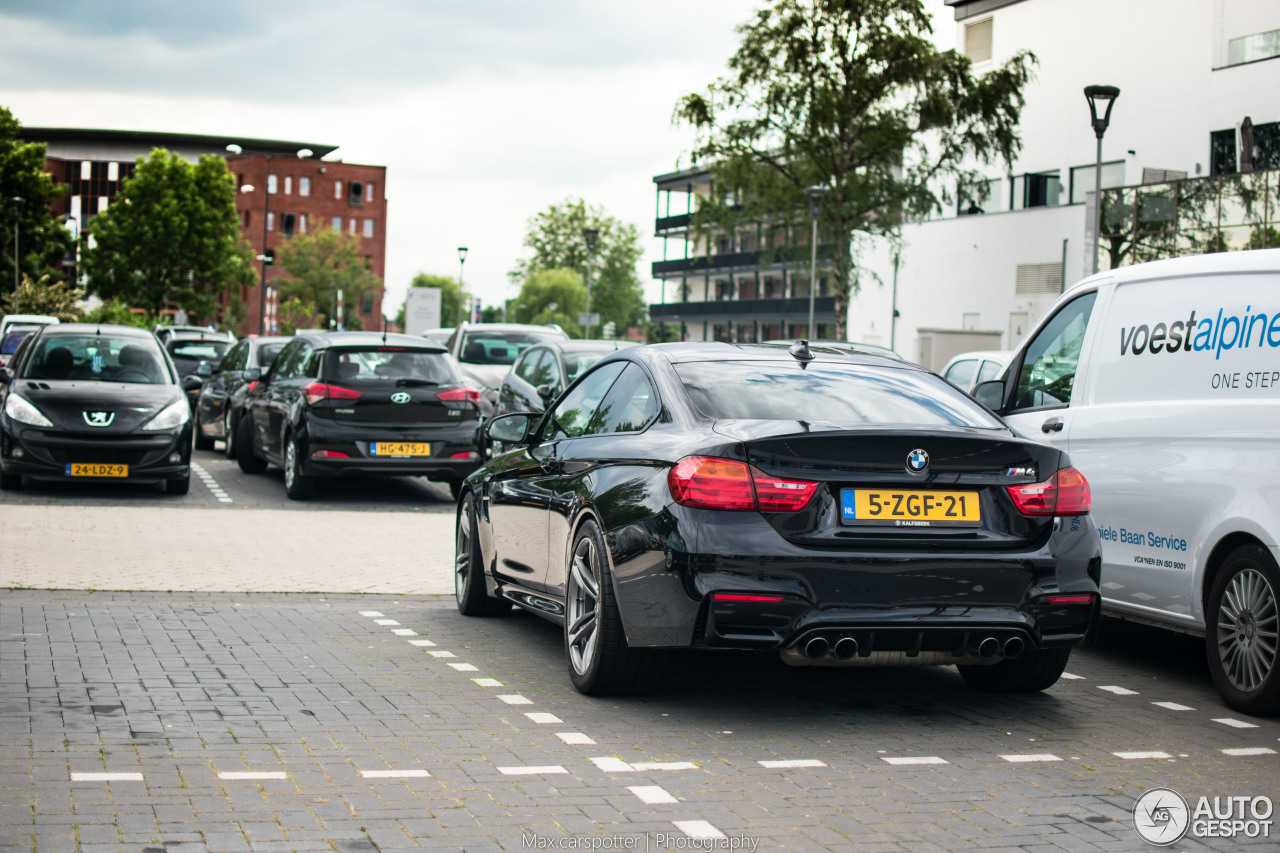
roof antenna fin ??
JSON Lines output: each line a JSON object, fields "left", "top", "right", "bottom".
{"left": 788, "top": 340, "right": 815, "bottom": 363}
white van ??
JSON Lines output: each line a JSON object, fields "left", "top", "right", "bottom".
{"left": 975, "top": 249, "right": 1280, "bottom": 716}
{"left": 0, "top": 314, "right": 59, "bottom": 339}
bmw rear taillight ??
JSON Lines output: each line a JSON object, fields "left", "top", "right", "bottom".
{"left": 668, "top": 456, "right": 817, "bottom": 512}
{"left": 304, "top": 383, "right": 363, "bottom": 406}
{"left": 438, "top": 387, "right": 481, "bottom": 403}
{"left": 1006, "top": 466, "right": 1091, "bottom": 516}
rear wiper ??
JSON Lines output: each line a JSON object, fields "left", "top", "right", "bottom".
{"left": 395, "top": 378, "right": 440, "bottom": 387}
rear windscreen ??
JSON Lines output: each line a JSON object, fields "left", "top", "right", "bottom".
{"left": 674, "top": 361, "right": 1005, "bottom": 428}
{"left": 461, "top": 331, "right": 565, "bottom": 366}
{"left": 323, "top": 347, "right": 459, "bottom": 383}
{"left": 169, "top": 340, "right": 231, "bottom": 361}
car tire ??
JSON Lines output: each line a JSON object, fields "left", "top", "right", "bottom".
{"left": 958, "top": 645, "right": 1071, "bottom": 693}
{"left": 222, "top": 411, "right": 236, "bottom": 459}
{"left": 235, "top": 416, "right": 267, "bottom": 474}
{"left": 165, "top": 475, "right": 190, "bottom": 496}
{"left": 282, "top": 433, "right": 315, "bottom": 500}
{"left": 454, "top": 491, "right": 511, "bottom": 616}
{"left": 565, "top": 519, "right": 667, "bottom": 696}
{"left": 194, "top": 419, "right": 214, "bottom": 452}
{"left": 1206, "top": 543, "right": 1280, "bottom": 716}
{"left": 0, "top": 469, "right": 21, "bottom": 490}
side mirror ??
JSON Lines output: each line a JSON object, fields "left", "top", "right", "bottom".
{"left": 181, "top": 375, "right": 204, "bottom": 393}
{"left": 243, "top": 367, "right": 262, "bottom": 382}
{"left": 535, "top": 383, "right": 556, "bottom": 401}
{"left": 973, "top": 379, "right": 1005, "bottom": 412}
{"left": 196, "top": 362, "right": 214, "bottom": 378}
{"left": 0, "top": 367, "right": 11, "bottom": 385}
{"left": 486, "top": 412, "right": 538, "bottom": 445}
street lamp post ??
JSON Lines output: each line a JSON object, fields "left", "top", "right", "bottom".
{"left": 227, "top": 144, "right": 312, "bottom": 334}
{"left": 9, "top": 196, "right": 26, "bottom": 311}
{"left": 456, "top": 247, "right": 469, "bottom": 326}
{"left": 1084, "top": 85, "right": 1120, "bottom": 276}
{"left": 582, "top": 228, "right": 599, "bottom": 339}
{"left": 805, "top": 186, "right": 828, "bottom": 339}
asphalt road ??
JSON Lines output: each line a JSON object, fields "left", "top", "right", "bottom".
{"left": 0, "top": 447, "right": 1277, "bottom": 852}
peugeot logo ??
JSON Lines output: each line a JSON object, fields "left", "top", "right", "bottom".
{"left": 83, "top": 411, "right": 115, "bottom": 427}
{"left": 390, "top": 392, "right": 411, "bottom": 404}
{"left": 906, "top": 448, "right": 929, "bottom": 473}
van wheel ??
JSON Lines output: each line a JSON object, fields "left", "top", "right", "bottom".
{"left": 565, "top": 520, "right": 667, "bottom": 696}
{"left": 1207, "top": 544, "right": 1280, "bottom": 716}
{"left": 235, "top": 416, "right": 267, "bottom": 474}
{"left": 958, "top": 646, "right": 1071, "bottom": 693}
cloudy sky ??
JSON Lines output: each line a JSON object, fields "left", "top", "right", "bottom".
{"left": 0, "top": 0, "right": 955, "bottom": 319}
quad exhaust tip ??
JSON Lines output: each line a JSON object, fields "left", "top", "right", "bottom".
{"left": 1002, "top": 636, "right": 1024, "bottom": 659}
{"left": 803, "top": 636, "right": 830, "bottom": 659}
{"left": 833, "top": 637, "right": 858, "bottom": 660}
{"left": 977, "top": 637, "right": 1000, "bottom": 659}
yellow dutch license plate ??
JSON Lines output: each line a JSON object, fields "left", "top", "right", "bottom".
{"left": 841, "top": 489, "right": 981, "bottom": 527}
{"left": 371, "top": 442, "right": 431, "bottom": 457}
{"left": 66, "top": 463, "right": 128, "bottom": 478}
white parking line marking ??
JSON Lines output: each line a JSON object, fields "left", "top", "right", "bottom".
{"left": 473, "top": 678, "right": 503, "bottom": 687}
{"left": 408, "top": 639, "right": 437, "bottom": 647}
{"left": 881, "top": 756, "right": 949, "bottom": 765}
{"left": 629, "top": 785, "right": 678, "bottom": 805}
{"left": 448, "top": 663, "right": 478, "bottom": 672}
{"left": 527, "top": 712, "right": 563, "bottom": 724}
{"left": 1152, "top": 701, "right": 1195, "bottom": 711}
{"left": 1221, "top": 747, "right": 1277, "bottom": 756}
{"left": 673, "top": 821, "right": 728, "bottom": 841}
{"left": 633, "top": 762, "right": 698, "bottom": 771}
{"left": 1112, "top": 751, "right": 1172, "bottom": 760}
{"left": 391, "top": 628, "right": 417, "bottom": 636}
{"left": 428, "top": 650, "right": 456, "bottom": 658}
{"left": 217, "top": 771, "right": 289, "bottom": 780}
{"left": 1059, "top": 672, "right": 1084, "bottom": 680}
{"left": 758, "top": 759, "right": 826, "bottom": 768}
{"left": 590, "top": 757, "right": 636, "bottom": 773}
{"left": 70, "top": 772, "right": 143, "bottom": 781}
{"left": 1213, "top": 718, "right": 1260, "bottom": 729}
{"left": 498, "top": 765, "right": 567, "bottom": 776}
{"left": 1098, "top": 686, "right": 1139, "bottom": 695}
{"left": 499, "top": 694, "right": 533, "bottom": 705}
{"left": 556, "top": 732, "right": 597, "bottom": 745}
{"left": 192, "top": 463, "right": 233, "bottom": 504}
{"left": 1000, "top": 754, "right": 1062, "bottom": 763}
{"left": 360, "top": 769, "right": 432, "bottom": 778}
{"left": 373, "top": 619, "right": 400, "bottom": 626}
{"left": 359, "top": 611, "right": 384, "bottom": 617}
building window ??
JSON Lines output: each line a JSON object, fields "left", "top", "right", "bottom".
{"left": 332, "top": 216, "right": 343, "bottom": 232}
{"left": 1011, "top": 171, "right": 1062, "bottom": 210}
{"left": 299, "top": 176, "right": 310, "bottom": 197}
{"left": 349, "top": 218, "right": 357, "bottom": 234}
{"left": 334, "top": 180, "right": 343, "bottom": 200}
{"left": 964, "top": 17, "right": 993, "bottom": 63}
{"left": 365, "top": 182, "right": 374, "bottom": 202}
{"left": 361, "top": 294, "right": 374, "bottom": 315}
{"left": 348, "top": 181, "right": 364, "bottom": 206}
{"left": 958, "top": 177, "right": 1005, "bottom": 215}
{"left": 80, "top": 161, "right": 91, "bottom": 180}
{"left": 281, "top": 213, "right": 296, "bottom": 238}
{"left": 267, "top": 212, "right": 275, "bottom": 231}
{"left": 1228, "top": 28, "right": 1280, "bottom": 66}
{"left": 268, "top": 173, "right": 278, "bottom": 194}
{"left": 284, "top": 176, "right": 292, "bottom": 195}
{"left": 1211, "top": 129, "right": 1238, "bottom": 176}
{"left": 299, "top": 213, "right": 307, "bottom": 233}
{"left": 1248, "top": 121, "right": 1280, "bottom": 171}
{"left": 107, "top": 162, "right": 118, "bottom": 182}
{"left": 1069, "top": 161, "right": 1125, "bottom": 204}
{"left": 362, "top": 218, "right": 374, "bottom": 238}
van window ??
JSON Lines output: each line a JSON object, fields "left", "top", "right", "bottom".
{"left": 1011, "top": 292, "right": 1097, "bottom": 412}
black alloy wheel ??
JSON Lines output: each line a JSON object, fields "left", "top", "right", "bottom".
{"left": 282, "top": 433, "right": 315, "bottom": 500}
{"left": 222, "top": 410, "right": 236, "bottom": 459}
{"left": 958, "top": 646, "right": 1071, "bottom": 693}
{"left": 235, "top": 416, "right": 267, "bottom": 474}
{"left": 454, "top": 492, "right": 510, "bottom": 616}
{"left": 564, "top": 519, "right": 666, "bottom": 696}
{"left": 1207, "top": 544, "right": 1280, "bottom": 716}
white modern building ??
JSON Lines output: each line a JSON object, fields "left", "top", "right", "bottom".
{"left": 846, "top": 0, "right": 1280, "bottom": 369}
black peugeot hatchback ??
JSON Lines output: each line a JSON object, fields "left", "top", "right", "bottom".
{"left": 0, "top": 323, "right": 195, "bottom": 494}
{"left": 235, "top": 331, "right": 484, "bottom": 499}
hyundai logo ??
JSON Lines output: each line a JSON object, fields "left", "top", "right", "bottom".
{"left": 83, "top": 411, "right": 115, "bottom": 427}
{"left": 390, "top": 392, "right": 411, "bottom": 404}
{"left": 906, "top": 448, "right": 929, "bottom": 473}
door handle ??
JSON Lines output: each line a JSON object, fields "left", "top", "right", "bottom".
{"left": 1041, "top": 417, "right": 1064, "bottom": 433}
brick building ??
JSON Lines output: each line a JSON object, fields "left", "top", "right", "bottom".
{"left": 19, "top": 127, "right": 388, "bottom": 335}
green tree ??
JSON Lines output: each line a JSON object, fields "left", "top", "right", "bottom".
{"left": 81, "top": 149, "right": 254, "bottom": 320}
{"left": 675, "top": 0, "right": 1035, "bottom": 331}
{"left": 0, "top": 107, "right": 72, "bottom": 288}
{"left": 82, "top": 298, "right": 154, "bottom": 329}
{"left": 3, "top": 274, "right": 85, "bottom": 321}
{"left": 274, "top": 225, "right": 381, "bottom": 331}
{"left": 397, "top": 273, "right": 470, "bottom": 330}
{"left": 510, "top": 198, "right": 645, "bottom": 335}
{"left": 511, "top": 268, "right": 587, "bottom": 337}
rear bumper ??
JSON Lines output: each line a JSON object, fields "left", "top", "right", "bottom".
{"left": 299, "top": 416, "right": 483, "bottom": 483}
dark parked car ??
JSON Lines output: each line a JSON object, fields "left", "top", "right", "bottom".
{"left": 235, "top": 331, "right": 485, "bottom": 500}
{"left": 0, "top": 323, "right": 196, "bottom": 493}
{"left": 193, "top": 336, "right": 288, "bottom": 453}
{"left": 497, "top": 340, "right": 637, "bottom": 416}
{"left": 166, "top": 334, "right": 234, "bottom": 415}
{"left": 456, "top": 341, "right": 1102, "bottom": 696}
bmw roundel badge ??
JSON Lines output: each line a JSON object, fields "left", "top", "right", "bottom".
{"left": 906, "top": 448, "right": 929, "bottom": 473}
{"left": 390, "top": 392, "right": 411, "bottom": 404}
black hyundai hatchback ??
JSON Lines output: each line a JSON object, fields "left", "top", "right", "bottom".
{"left": 235, "top": 331, "right": 484, "bottom": 499}
{"left": 457, "top": 341, "right": 1103, "bottom": 696}
{"left": 0, "top": 323, "right": 194, "bottom": 494}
